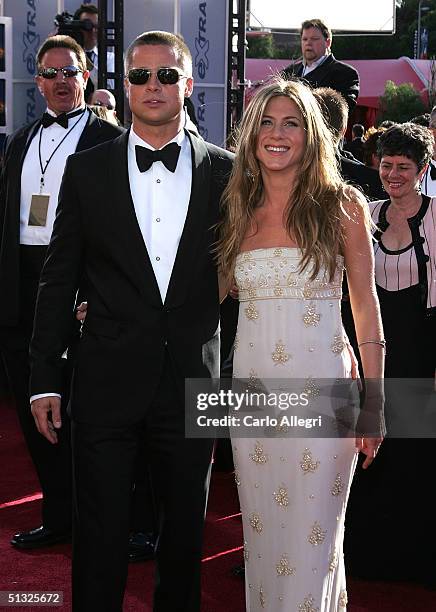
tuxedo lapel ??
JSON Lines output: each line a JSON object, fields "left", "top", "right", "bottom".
{"left": 108, "top": 131, "right": 162, "bottom": 305}
{"left": 9, "top": 122, "right": 39, "bottom": 185}
{"left": 164, "top": 132, "right": 211, "bottom": 307}
{"left": 76, "top": 110, "right": 103, "bottom": 151}
{"left": 4, "top": 123, "right": 39, "bottom": 233}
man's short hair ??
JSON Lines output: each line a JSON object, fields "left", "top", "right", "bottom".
{"left": 300, "top": 18, "right": 332, "bottom": 42}
{"left": 124, "top": 30, "right": 192, "bottom": 76}
{"left": 352, "top": 124, "right": 364, "bottom": 138}
{"left": 313, "top": 87, "right": 348, "bottom": 144}
{"left": 36, "top": 34, "right": 87, "bottom": 73}
{"left": 74, "top": 3, "right": 98, "bottom": 19}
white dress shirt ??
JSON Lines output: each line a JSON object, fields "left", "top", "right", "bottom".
{"left": 31, "top": 127, "right": 193, "bottom": 404}
{"left": 20, "top": 107, "right": 89, "bottom": 245}
{"left": 128, "top": 127, "right": 192, "bottom": 301}
{"left": 302, "top": 53, "right": 329, "bottom": 77}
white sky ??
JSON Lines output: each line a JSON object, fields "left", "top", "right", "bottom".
{"left": 249, "top": 0, "right": 396, "bottom": 33}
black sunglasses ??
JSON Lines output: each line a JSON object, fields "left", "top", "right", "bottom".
{"left": 38, "top": 65, "right": 83, "bottom": 79}
{"left": 126, "top": 67, "right": 186, "bottom": 86}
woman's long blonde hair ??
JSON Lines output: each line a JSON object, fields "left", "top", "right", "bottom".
{"left": 217, "top": 78, "right": 350, "bottom": 283}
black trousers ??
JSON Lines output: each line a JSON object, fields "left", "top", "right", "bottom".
{"left": 0, "top": 246, "right": 72, "bottom": 530}
{"left": 71, "top": 354, "right": 214, "bottom": 612}
{"left": 130, "top": 445, "right": 157, "bottom": 533}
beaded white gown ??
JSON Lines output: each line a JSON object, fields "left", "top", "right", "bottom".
{"left": 232, "top": 247, "right": 358, "bottom": 612}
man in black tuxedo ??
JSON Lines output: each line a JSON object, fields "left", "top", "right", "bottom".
{"left": 0, "top": 35, "right": 123, "bottom": 550}
{"left": 344, "top": 123, "right": 365, "bottom": 162}
{"left": 29, "top": 31, "right": 233, "bottom": 612}
{"left": 282, "top": 18, "right": 359, "bottom": 111}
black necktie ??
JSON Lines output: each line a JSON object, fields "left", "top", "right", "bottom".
{"left": 430, "top": 163, "right": 436, "bottom": 180}
{"left": 135, "top": 143, "right": 181, "bottom": 173}
{"left": 86, "top": 50, "right": 95, "bottom": 66}
{"left": 41, "top": 108, "right": 85, "bottom": 129}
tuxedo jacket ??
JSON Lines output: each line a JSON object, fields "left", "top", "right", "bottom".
{"left": 282, "top": 54, "right": 359, "bottom": 110}
{"left": 29, "top": 130, "right": 234, "bottom": 425}
{"left": 0, "top": 111, "right": 124, "bottom": 328}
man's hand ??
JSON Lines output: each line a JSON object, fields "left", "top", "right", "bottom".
{"left": 76, "top": 301, "right": 88, "bottom": 322}
{"left": 229, "top": 284, "right": 239, "bottom": 300}
{"left": 31, "top": 397, "right": 62, "bottom": 444}
{"left": 345, "top": 339, "right": 360, "bottom": 383}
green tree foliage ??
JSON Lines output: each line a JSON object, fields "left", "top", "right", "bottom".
{"left": 246, "top": 34, "right": 295, "bottom": 59}
{"left": 377, "top": 80, "right": 426, "bottom": 124}
{"left": 246, "top": 35, "right": 275, "bottom": 58}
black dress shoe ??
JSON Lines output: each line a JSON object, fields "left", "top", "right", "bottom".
{"left": 11, "top": 526, "right": 71, "bottom": 549}
{"left": 128, "top": 531, "right": 156, "bottom": 563}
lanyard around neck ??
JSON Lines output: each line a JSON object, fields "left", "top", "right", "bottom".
{"left": 38, "top": 109, "right": 87, "bottom": 192}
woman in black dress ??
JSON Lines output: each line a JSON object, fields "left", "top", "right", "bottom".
{"left": 346, "top": 122, "right": 436, "bottom": 585}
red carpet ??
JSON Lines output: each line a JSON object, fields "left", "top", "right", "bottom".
{"left": 1, "top": 400, "right": 435, "bottom": 611}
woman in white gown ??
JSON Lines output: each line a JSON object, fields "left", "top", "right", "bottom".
{"left": 217, "top": 79, "right": 384, "bottom": 611}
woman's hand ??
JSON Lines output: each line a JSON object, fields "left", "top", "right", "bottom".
{"left": 355, "top": 436, "right": 383, "bottom": 469}
{"left": 356, "top": 380, "right": 385, "bottom": 468}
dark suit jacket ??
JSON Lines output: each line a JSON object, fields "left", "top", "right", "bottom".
{"left": 282, "top": 54, "right": 359, "bottom": 110}
{"left": 29, "top": 130, "right": 234, "bottom": 425}
{"left": 343, "top": 137, "right": 365, "bottom": 162}
{"left": 338, "top": 151, "right": 385, "bottom": 201}
{"left": 0, "top": 112, "right": 124, "bottom": 327}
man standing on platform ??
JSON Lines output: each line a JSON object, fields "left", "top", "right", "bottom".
{"left": 282, "top": 18, "right": 360, "bottom": 110}
{"left": 0, "top": 34, "right": 123, "bottom": 550}
{"left": 74, "top": 3, "right": 115, "bottom": 96}
{"left": 29, "top": 31, "right": 233, "bottom": 612}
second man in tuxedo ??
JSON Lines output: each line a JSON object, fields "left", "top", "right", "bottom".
{"left": 0, "top": 34, "right": 123, "bottom": 550}
{"left": 29, "top": 31, "right": 233, "bottom": 611}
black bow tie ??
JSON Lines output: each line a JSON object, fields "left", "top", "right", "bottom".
{"left": 41, "top": 108, "right": 85, "bottom": 129}
{"left": 430, "top": 164, "right": 436, "bottom": 180}
{"left": 135, "top": 143, "right": 181, "bottom": 173}
{"left": 42, "top": 112, "right": 69, "bottom": 129}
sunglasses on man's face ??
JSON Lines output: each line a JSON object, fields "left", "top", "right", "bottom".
{"left": 38, "top": 65, "right": 83, "bottom": 79}
{"left": 126, "top": 67, "right": 186, "bottom": 86}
